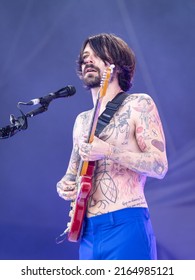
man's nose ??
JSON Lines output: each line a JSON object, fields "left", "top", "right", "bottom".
{"left": 85, "top": 55, "right": 94, "bottom": 64}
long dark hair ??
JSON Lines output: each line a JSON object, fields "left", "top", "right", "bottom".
{"left": 77, "top": 33, "right": 136, "bottom": 91}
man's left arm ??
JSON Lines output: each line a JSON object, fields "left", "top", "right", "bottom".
{"left": 109, "top": 94, "right": 168, "bottom": 179}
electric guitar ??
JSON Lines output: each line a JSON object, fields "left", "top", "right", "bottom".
{"left": 66, "top": 64, "right": 115, "bottom": 242}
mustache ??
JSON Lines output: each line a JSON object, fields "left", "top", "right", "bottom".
{"left": 84, "top": 64, "right": 100, "bottom": 74}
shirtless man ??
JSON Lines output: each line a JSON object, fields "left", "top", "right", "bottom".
{"left": 57, "top": 33, "right": 168, "bottom": 260}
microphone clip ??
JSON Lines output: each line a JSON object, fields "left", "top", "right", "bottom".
{"left": 0, "top": 113, "right": 28, "bottom": 139}
{"left": 10, "top": 114, "right": 28, "bottom": 130}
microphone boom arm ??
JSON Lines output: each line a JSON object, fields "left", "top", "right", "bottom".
{"left": 0, "top": 84, "right": 76, "bottom": 139}
{"left": 0, "top": 104, "right": 49, "bottom": 139}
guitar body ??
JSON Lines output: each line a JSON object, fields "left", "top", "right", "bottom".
{"left": 68, "top": 162, "right": 95, "bottom": 242}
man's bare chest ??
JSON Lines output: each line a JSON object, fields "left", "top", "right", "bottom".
{"left": 78, "top": 102, "right": 137, "bottom": 148}
{"left": 98, "top": 105, "right": 136, "bottom": 147}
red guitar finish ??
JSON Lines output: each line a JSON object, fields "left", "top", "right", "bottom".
{"left": 67, "top": 162, "right": 95, "bottom": 242}
{"left": 66, "top": 65, "right": 115, "bottom": 242}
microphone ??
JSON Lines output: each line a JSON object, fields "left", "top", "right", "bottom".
{"left": 20, "top": 85, "right": 76, "bottom": 106}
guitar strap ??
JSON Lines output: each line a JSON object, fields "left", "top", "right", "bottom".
{"left": 95, "top": 91, "right": 129, "bottom": 137}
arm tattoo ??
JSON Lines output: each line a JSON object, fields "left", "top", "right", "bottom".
{"left": 151, "top": 139, "right": 165, "bottom": 152}
{"left": 65, "top": 173, "right": 77, "bottom": 182}
{"left": 111, "top": 146, "right": 166, "bottom": 178}
{"left": 67, "top": 144, "right": 80, "bottom": 174}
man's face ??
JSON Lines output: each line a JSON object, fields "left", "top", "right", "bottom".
{"left": 81, "top": 43, "right": 107, "bottom": 89}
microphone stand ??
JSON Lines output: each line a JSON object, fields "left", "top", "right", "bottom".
{"left": 0, "top": 103, "right": 49, "bottom": 139}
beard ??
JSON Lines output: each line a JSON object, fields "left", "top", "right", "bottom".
{"left": 83, "top": 74, "right": 101, "bottom": 89}
{"left": 82, "top": 64, "right": 101, "bottom": 89}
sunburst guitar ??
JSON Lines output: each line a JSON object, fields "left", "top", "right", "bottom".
{"left": 65, "top": 64, "right": 115, "bottom": 242}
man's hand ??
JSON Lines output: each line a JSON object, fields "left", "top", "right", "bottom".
{"left": 56, "top": 179, "right": 77, "bottom": 201}
{"left": 78, "top": 135, "right": 111, "bottom": 161}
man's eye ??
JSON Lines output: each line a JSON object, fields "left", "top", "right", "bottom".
{"left": 80, "top": 57, "right": 86, "bottom": 64}
{"left": 82, "top": 56, "right": 88, "bottom": 61}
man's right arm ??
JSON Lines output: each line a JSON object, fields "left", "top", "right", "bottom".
{"left": 56, "top": 115, "right": 81, "bottom": 200}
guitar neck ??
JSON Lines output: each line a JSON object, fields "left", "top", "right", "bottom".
{"left": 88, "top": 91, "right": 102, "bottom": 142}
{"left": 78, "top": 64, "right": 115, "bottom": 177}
{"left": 79, "top": 92, "right": 103, "bottom": 176}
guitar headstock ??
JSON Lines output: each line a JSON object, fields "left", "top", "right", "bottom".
{"left": 99, "top": 64, "right": 115, "bottom": 98}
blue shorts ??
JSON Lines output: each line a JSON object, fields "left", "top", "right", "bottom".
{"left": 79, "top": 207, "right": 157, "bottom": 260}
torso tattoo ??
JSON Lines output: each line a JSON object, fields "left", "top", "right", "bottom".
{"left": 75, "top": 94, "right": 165, "bottom": 217}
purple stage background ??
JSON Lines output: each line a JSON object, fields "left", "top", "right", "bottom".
{"left": 0, "top": 0, "right": 195, "bottom": 260}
